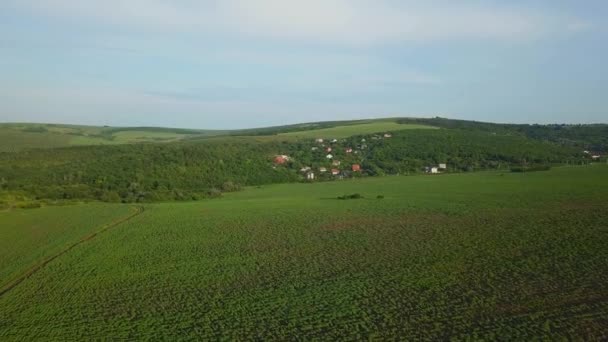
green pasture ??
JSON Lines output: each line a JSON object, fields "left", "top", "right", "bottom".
{"left": 0, "top": 165, "right": 607, "bottom": 339}
{"left": 277, "top": 121, "right": 438, "bottom": 139}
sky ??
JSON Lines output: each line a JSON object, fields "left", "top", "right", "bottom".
{"left": 0, "top": 0, "right": 606, "bottom": 129}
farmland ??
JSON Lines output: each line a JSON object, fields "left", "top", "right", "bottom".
{"left": 1, "top": 165, "right": 607, "bottom": 339}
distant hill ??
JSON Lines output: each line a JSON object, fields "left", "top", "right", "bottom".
{"left": 0, "top": 123, "right": 228, "bottom": 152}
{"left": 2, "top": 115, "right": 606, "bottom": 207}
{"left": 3, "top": 118, "right": 607, "bottom": 152}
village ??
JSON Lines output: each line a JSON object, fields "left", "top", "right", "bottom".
{"left": 273, "top": 132, "right": 449, "bottom": 181}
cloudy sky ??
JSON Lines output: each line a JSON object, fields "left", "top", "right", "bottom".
{"left": 0, "top": 1, "right": 606, "bottom": 128}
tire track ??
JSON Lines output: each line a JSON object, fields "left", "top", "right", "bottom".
{"left": 0, "top": 205, "right": 144, "bottom": 298}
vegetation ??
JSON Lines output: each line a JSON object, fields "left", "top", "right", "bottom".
{"left": 0, "top": 166, "right": 607, "bottom": 339}
{"left": 0, "top": 125, "right": 594, "bottom": 205}
{"left": 277, "top": 121, "right": 436, "bottom": 138}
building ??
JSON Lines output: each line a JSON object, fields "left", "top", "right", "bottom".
{"left": 345, "top": 148, "right": 353, "bottom": 153}
{"left": 352, "top": 164, "right": 361, "bottom": 172}
{"left": 425, "top": 166, "right": 439, "bottom": 174}
{"left": 592, "top": 154, "right": 601, "bottom": 160}
{"left": 384, "top": 133, "right": 393, "bottom": 138}
{"left": 311, "top": 147, "right": 318, "bottom": 151}
{"left": 306, "top": 171, "right": 315, "bottom": 180}
{"left": 332, "top": 160, "right": 341, "bottom": 166}
{"left": 331, "top": 139, "right": 338, "bottom": 143}
{"left": 315, "top": 138, "right": 324, "bottom": 143}
{"left": 273, "top": 155, "right": 290, "bottom": 165}
{"left": 438, "top": 163, "right": 447, "bottom": 170}
{"left": 325, "top": 147, "right": 332, "bottom": 153}
{"left": 326, "top": 154, "right": 333, "bottom": 159}
{"left": 331, "top": 169, "right": 340, "bottom": 175}
{"left": 319, "top": 167, "right": 327, "bottom": 173}
{"left": 300, "top": 166, "right": 312, "bottom": 173}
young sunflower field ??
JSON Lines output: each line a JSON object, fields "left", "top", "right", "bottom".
{"left": 1, "top": 165, "right": 607, "bottom": 340}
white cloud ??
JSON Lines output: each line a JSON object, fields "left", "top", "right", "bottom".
{"left": 6, "top": 0, "right": 588, "bottom": 45}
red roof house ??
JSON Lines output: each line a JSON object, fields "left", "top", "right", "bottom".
{"left": 352, "top": 164, "right": 361, "bottom": 172}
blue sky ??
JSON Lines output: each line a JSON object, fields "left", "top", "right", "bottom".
{"left": 0, "top": 0, "right": 606, "bottom": 129}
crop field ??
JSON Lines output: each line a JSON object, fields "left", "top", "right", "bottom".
{"left": 277, "top": 121, "right": 438, "bottom": 139}
{"left": 0, "top": 166, "right": 607, "bottom": 339}
{"left": 0, "top": 204, "right": 136, "bottom": 292}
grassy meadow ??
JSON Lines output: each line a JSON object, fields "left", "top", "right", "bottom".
{"left": 0, "top": 124, "right": 225, "bottom": 152}
{"left": 1, "top": 165, "right": 607, "bottom": 339}
{"left": 278, "top": 121, "right": 437, "bottom": 139}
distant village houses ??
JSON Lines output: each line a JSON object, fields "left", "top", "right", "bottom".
{"left": 331, "top": 169, "right": 340, "bottom": 176}
{"left": 425, "top": 166, "right": 439, "bottom": 174}
{"left": 274, "top": 155, "right": 290, "bottom": 165}
{"left": 352, "top": 164, "right": 361, "bottom": 172}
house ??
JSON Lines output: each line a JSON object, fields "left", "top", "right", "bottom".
{"left": 331, "top": 169, "right": 340, "bottom": 175}
{"left": 300, "top": 166, "right": 312, "bottom": 173}
{"left": 325, "top": 147, "right": 332, "bottom": 153}
{"left": 319, "top": 167, "right": 328, "bottom": 173}
{"left": 326, "top": 154, "right": 333, "bottom": 159}
{"left": 345, "top": 148, "right": 353, "bottom": 153}
{"left": 425, "top": 166, "right": 439, "bottom": 174}
{"left": 438, "top": 163, "right": 447, "bottom": 170}
{"left": 592, "top": 154, "right": 601, "bottom": 160}
{"left": 352, "top": 164, "right": 361, "bottom": 172}
{"left": 384, "top": 133, "right": 392, "bottom": 138}
{"left": 332, "top": 160, "right": 341, "bottom": 166}
{"left": 331, "top": 139, "right": 338, "bottom": 143}
{"left": 311, "top": 147, "right": 318, "bottom": 151}
{"left": 361, "top": 138, "right": 366, "bottom": 142}
{"left": 273, "top": 155, "right": 290, "bottom": 165}
{"left": 315, "top": 138, "right": 324, "bottom": 143}
{"left": 306, "top": 171, "right": 315, "bottom": 180}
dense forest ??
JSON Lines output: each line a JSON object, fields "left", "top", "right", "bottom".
{"left": 0, "top": 125, "right": 597, "bottom": 207}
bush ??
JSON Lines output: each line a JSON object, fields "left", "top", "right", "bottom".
{"left": 337, "top": 193, "right": 363, "bottom": 200}
{"left": 511, "top": 165, "right": 551, "bottom": 173}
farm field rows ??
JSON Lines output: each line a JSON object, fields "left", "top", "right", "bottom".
{"left": 0, "top": 166, "right": 607, "bottom": 339}
{"left": 0, "top": 205, "right": 135, "bottom": 291}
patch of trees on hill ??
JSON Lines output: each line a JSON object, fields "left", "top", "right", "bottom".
{"left": 0, "top": 128, "right": 591, "bottom": 206}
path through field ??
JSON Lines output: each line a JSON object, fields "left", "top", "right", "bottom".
{"left": 0, "top": 206, "right": 144, "bottom": 297}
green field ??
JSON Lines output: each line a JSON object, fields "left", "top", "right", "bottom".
{"left": 278, "top": 121, "right": 437, "bottom": 139}
{"left": 1, "top": 165, "right": 607, "bottom": 339}
{"left": 0, "top": 124, "right": 225, "bottom": 152}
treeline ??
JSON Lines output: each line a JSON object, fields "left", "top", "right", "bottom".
{"left": 0, "top": 140, "right": 298, "bottom": 206}
{"left": 0, "top": 128, "right": 590, "bottom": 206}
{"left": 357, "top": 129, "right": 584, "bottom": 175}
{"left": 397, "top": 117, "right": 608, "bottom": 152}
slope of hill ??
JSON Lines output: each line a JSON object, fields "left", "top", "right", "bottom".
{"left": 0, "top": 126, "right": 592, "bottom": 206}
{"left": 0, "top": 123, "right": 227, "bottom": 152}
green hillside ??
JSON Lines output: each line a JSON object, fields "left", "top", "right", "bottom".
{"left": 1, "top": 165, "right": 607, "bottom": 339}
{"left": 278, "top": 121, "right": 437, "bottom": 138}
{"left": 0, "top": 123, "right": 226, "bottom": 152}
